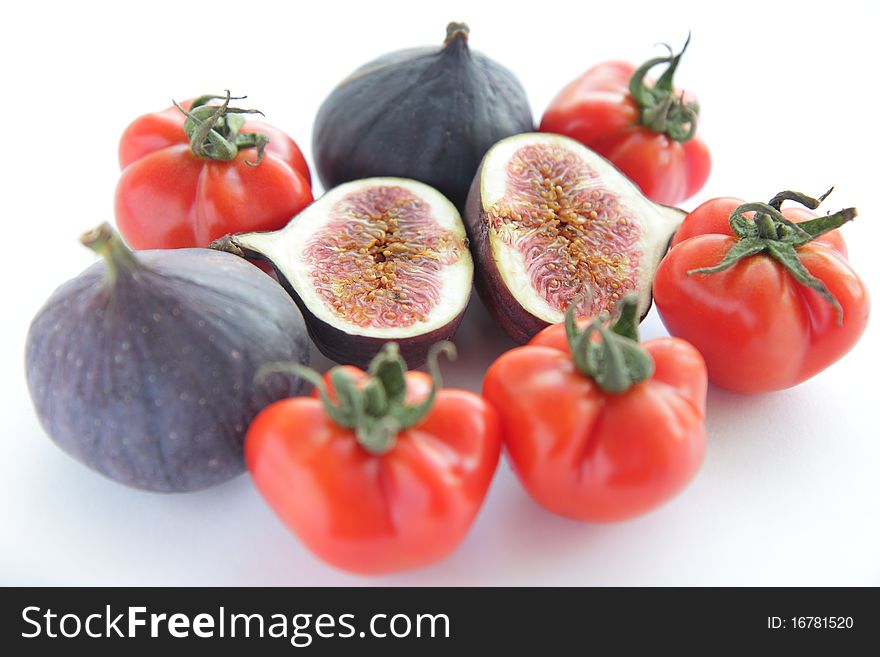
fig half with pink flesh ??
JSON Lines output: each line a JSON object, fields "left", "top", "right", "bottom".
{"left": 213, "top": 178, "right": 473, "bottom": 368}
{"left": 465, "top": 133, "right": 685, "bottom": 343}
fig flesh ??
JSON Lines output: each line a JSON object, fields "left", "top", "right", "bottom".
{"left": 465, "top": 133, "right": 685, "bottom": 343}
{"left": 312, "top": 22, "right": 534, "bottom": 211}
{"left": 25, "top": 224, "right": 309, "bottom": 493}
{"left": 214, "top": 178, "right": 473, "bottom": 368}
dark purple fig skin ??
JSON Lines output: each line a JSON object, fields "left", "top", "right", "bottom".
{"left": 25, "top": 248, "right": 309, "bottom": 493}
{"left": 211, "top": 236, "right": 468, "bottom": 369}
{"left": 312, "top": 24, "right": 534, "bottom": 212}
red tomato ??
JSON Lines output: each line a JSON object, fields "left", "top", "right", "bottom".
{"left": 483, "top": 300, "right": 707, "bottom": 522}
{"left": 653, "top": 194, "right": 869, "bottom": 393}
{"left": 540, "top": 42, "right": 710, "bottom": 205}
{"left": 116, "top": 95, "right": 312, "bottom": 249}
{"left": 246, "top": 345, "right": 501, "bottom": 574}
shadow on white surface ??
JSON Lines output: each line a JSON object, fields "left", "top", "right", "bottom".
{"left": 5, "top": 291, "right": 879, "bottom": 586}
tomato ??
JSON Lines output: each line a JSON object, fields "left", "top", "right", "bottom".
{"left": 483, "top": 298, "right": 707, "bottom": 522}
{"left": 539, "top": 39, "right": 710, "bottom": 205}
{"left": 653, "top": 191, "right": 870, "bottom": 393}
{"left": 116, "top": 93, "right": 312, "bottom": 249}
{"left": 246, "top": 343, "right": 501, "bottom": 574}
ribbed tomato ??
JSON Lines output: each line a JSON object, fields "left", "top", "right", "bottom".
{"left": 246, "top": 343, "right": 501, "bottom": 574}
{"left": 116, "top": 92, "right": 312, "bottom": 249}
{"left": 653, "top": 191, "right": 869, "bottom": 393}
{"left": 483, "top": 298, "right": 707, "bottom": 522}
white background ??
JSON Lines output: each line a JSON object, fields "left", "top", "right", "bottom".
{"left": 2, "top": 0, "right": 877, "bottom": 585}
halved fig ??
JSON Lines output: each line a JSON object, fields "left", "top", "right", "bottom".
{"left": 214, "top": 178, "right": 473, "bottom": 368}
{"left": 465, "top": 132, "right": 685, "bottom": 343}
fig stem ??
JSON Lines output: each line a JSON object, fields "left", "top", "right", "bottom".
{"left": 444, "top": 21, "right": 470, "bottom": 45}
{"left": 687, "top": 189, "right": 856, "bottom": 324}
{"left": 80, "top": 223, "right": 140, "bottom": 283}
{"left": 173, "top": 90, "right": 270, "bottom": 167}
{"left": 565, "top": 295, "right": 654, "bottom": 393}
{"left": 258, "top": 342, "right": 455, "bottom": 455}
{"left": 629, "top": 34, "right": 699, "bottom": 142}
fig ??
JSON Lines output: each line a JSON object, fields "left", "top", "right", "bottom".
{"left": 312, "top": 22, "right": 534, "bottom": 211}
{"left": 25, "top": 224, "right": 309, "bottom": 493}
{"left": 465, "top": 133, "right": 685, "bottom": 343}
{"left": 212, "top": 178, "right": 473, "bottom": 369}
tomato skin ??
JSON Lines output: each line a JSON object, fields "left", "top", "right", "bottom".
{"left": 246, "top": 374, "right": 501, "bottom": 574}
{"left": 115, "top": 99, "right": 312, "bottom": 249}
{"left": 118, "top": 104, "right": 188, "bottom": 169}
{"left": 483, "top": 338, "right": 706, "bottom": 522}
{"left": 539, "top": 61, "right": 710, "bottom": 205}
{"left": 653, "top": 198, "right": 869, "bottom": 393}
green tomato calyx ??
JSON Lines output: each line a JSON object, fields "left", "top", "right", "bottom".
{"left": 629, "top": 34, "right": 700, "bottom": 142}
{"left": 565, "top": 294, "right": 654, "bottom": 394}
{"left": 257, "top": 342, "right": 455, "bottom": 455}
{"left": 174, "top": 90, "right": 270, "bottom": 166}
{"left": 687, "top": 188, "right": 857, "bottom": 323}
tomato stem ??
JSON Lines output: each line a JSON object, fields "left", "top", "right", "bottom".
{"left": 173, "top": 90, "right": 270, "bottom": 166}
{"left": 80, "top": 222, "right": 140, "bottom": 284}
{"left": 687, "top": 189, "right": 857, "bottom": 324}
{"left": 257, "top": 342, "right": 455, "bottom": 455}
{"left": 565, "top": 295, "right": 654, "bottom": 393}
{"left": 629, "top": 34, "right": 699, "bottom": 142}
